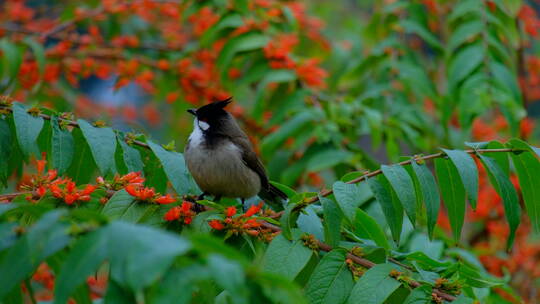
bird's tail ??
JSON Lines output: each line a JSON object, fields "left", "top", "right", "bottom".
{"left": 259, "top": 183, "right": 288, "bottom": 211}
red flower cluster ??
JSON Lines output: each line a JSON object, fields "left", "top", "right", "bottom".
{"left": 518, "top": 4, "right": 540, "bottom": 37}
{"left": 207, "top": 203, "right": 276, "bottom": 240}
{"left": 124, "top": 184, "right": 176, "bottom": 205}
{"left": 18, "top": 153, "right": 96, "bottom": 205}
{"left": 263, "top": 34, "right": 298, "bottom": 69}
{"left": 163, "top": 201, "right": 196, "bottom": 224}
{"left": 49, "top": 179, "right": 96, "bottom": 205}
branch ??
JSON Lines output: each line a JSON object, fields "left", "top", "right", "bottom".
{"left": 289, "top": 148, "right": 520, "bottom": 215}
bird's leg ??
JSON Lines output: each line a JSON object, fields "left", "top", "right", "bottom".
{"left": 197, "top": 192, "right": 207, "bottom": 201}
{"left": 241, "top": 198, "right": 246, "bottom": 212}
{"left": 193, "top": 192, "right": 207, "bottom": 213}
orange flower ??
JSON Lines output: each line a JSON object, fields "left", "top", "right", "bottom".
{"left": 208, "top": 220, "right": 225, "bottom": 230}
{"left": 295, "top": 58, "right": 328, "bottom": 89}
{"left": 164, "top": 206, "right": 181, "bottom": 221}
{"left": 244, "top": 202, "right": 263, "bottom": 217}
{"left": 225, "top": 206, "right": 237, "bottom": 217}
{"left": 155, "top": 194, "right": 176, "bottom": 204}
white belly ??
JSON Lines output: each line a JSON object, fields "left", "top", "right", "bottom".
{"left": 185, "top": 129, "right": 261, "bottom": 198}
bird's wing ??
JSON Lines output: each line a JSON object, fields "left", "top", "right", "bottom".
{"left": 230, "top": 136, "right": 269, "bottom": 189}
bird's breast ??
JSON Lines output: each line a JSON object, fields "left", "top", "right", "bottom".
{"left": 185, "top": 135, "right": 261, "bottom": 198}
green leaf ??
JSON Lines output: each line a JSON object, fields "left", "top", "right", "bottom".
{"left": 118, "top": 138, "right": 144, "bottom": 173}
{"left": 54, "top": 229, "right": 108, "bottom": 304}
{"left": 411, "top": 161, "right": 440, "bottom": 239}
{"left": 441, "top": 149, "right": 478, "bottom": 209}
{"left": 77, "top": 119, "right": 117, "bottom": 176}
{"left": 106, "top": 221, "right": 191, "bottom": 290}
{"left": 0, "top": 39, "right": 23, "bottom": 85}
{"left": 333, "top": 181, "right": 372, "bottom": 224}
{"left": 448, "top": 20, "right": 484, "bottom": 51}
{"left": 297, "top": 205, "right": 324, "bottom": 240}
{"left": 477, "top": 154, "right": 520, "bottom": 249}
{"left": 347, "top": 263, "right": 401, "bottom": 304}
{"left": 353, "top": 209, "right": 391, "bottom": 250}
{"left": 434, "top": 158, "right": 466, "bottom": 242}
{"left": 402, "top": 285, "right": 432, "bottom": 304}
{"left": 381, "top": 164, "right": 417, "bottom": 225}
{"left": 321, "top": 196, "right": 342, "bottom": 247}
{"left": 368, "top": 175, "right": 403, "bottom": 243}
{"left": 263, "top": 234, "right": 313, "bottom": 280}
{"left": 148, "top": 141, "right": 198, "bottom": 195}
{"left": 305, "top": 249, "right": 354, "bottom": 304}
{"left": 51, "top": 116, "right": 74, "bottom": 175}
{"left": 66, "top": 128, "right": 97, "bottom": 184}
{"left": 0, "top": 210, "right": 69, "bottom": 299}
{"left": 0, "top": 118, "right": 12, "bottom": 186}
{"left": 101, "top": 189, "right": 146, "bottom": 222}
{"left": 261, "top": 111, "right": 314, "bottom": 158}
{"left": 280, "top": 203, "right": 299, "bottom": 240}
{"left": 217, "top": 32, "right": 270, "bottom": 77}
{"left": 400, "top": 20, "right": 443, "bottom": 50}
{"left": 507, "top": 139, "right": 540, "bottom": 232}
{"left": 12, "top": 102, "right": 44, "bottom": 158}
{"left": 448, "top": 44, "right": 484, "bottom": 89}
{"left": 208, "top": 254, "right": 248, "bottom": 302}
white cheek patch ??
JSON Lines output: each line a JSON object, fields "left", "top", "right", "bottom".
{"left": 198, "top": 120, "right": 210, "bottom": 131}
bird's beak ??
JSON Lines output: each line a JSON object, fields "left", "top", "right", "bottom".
{"left": 187, "top": 109, "right": 197, "bottom": 116}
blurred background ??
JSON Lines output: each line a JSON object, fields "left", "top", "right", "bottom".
{"left": 1, "top": 0, "right": 540, "bottom": 302}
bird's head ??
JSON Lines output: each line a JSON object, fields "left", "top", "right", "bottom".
{"left": 187, "top": 97, "right": 232, "bottom": 131}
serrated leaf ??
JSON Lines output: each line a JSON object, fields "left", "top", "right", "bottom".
{"left": 477, "top": 154, "right": 520, "bottom": 249}
{"left": 381, "top": 164, "right": 417, "bottom": 225}
{"left": 434, "top": 158, "right": 466, "bottom": 242}
{"left": 368, "top": 175, "right": 403, "bottom": 243}
{"left": 77, "top": 119, "right": 117, "bottom": 176}
{"left": 354, "top": 209, "right": 391, "bottom": 250}
{"left": 305, "top": 249, "right": 354, "bottom": 304}
{"left": 347, "top": 263, "right": 401, "bottom": 304}
{"left": 321, "top": 196, "right": 342, "bottom": 247}
{"left": 441, "top": 149, "right": 478, "bottom": 209}
{"left": 12, "top": 102, "right": 43, "bottom": 158}
{"left": 263, "top": 234, "right": 313, "bottom": 280}
{"left": 51, "top": 116, "right": 74, "bottom": 174}
{"left": 148, "top": 140, "right": 198, "bottom": 195}
{"left": 333, "top": 181, "right": 372, "bottom": 224}
{"left": 411, "top": 161, "right": 440, "bottom": 239}
{"left": 507, "top": 139, "right": 540, "bottom": 233}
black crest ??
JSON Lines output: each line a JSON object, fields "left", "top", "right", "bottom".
{"left": 195, "top": 97, "right": 232, "bottom": 120}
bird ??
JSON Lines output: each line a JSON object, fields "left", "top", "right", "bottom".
{"left": 184, "top": 97, "right": 287, "bottom": 209}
